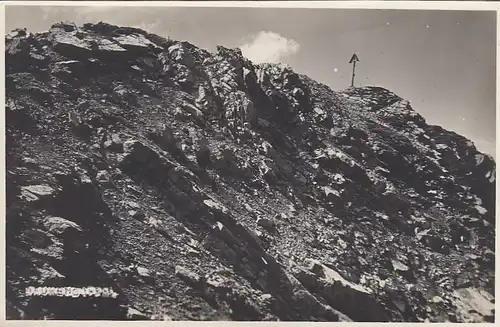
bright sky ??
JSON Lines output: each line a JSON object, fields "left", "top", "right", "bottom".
{"left": 6, "top": 6, "right": 496, "bottom": 157}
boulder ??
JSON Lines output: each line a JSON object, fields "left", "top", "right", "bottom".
{"left": 296, "top": 259, "right": 390, "bottom": 322}
{"left": 126, "top": 307, "right": 150, "bottom": 320}
{"left": 113, "top": 33, "right": 162, "bottom": 53}
{"left": 175, "top": 265, "right": 201, "bottom": 285}
{"left": 36, "top": 264, "right": 66, "bottom": 284}
{"left": 104, "top": 133, "right": 123, "bottom": 152}
{"left": 43, "top": 216, "right": 83, "bottom": 237}
{"left": 96, "top": 170, "right": 111, "bottom": 183}
{"left": 451, "top": 287, "right": 495, "bottom": 323}
{"left": 168, "top": 43, "right": 196, "bottom": 68}
{"left": 49, "top": 25, "right": 93, "bottom": 57}
{"left": 20, "top": 185, "right": 56, "bottom": 202}
{"left": 136, "top": 266, "right": 153, "bottom": 279}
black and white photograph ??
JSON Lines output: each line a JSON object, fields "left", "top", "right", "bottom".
{"left": 4, "top": 2, "right": 497, "bottom": 322}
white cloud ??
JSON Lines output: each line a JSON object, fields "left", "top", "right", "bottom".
{"left": 240, "top": 31, "right": 300, "bottom": 64}
{"left": 137, "top": 19, "right": 162, "bottom": 34}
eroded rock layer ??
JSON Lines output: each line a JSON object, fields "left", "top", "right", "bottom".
{"left": 6, "top": 22, "right": 495, "bottom": 322}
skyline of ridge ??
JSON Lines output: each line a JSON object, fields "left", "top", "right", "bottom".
{"left": 5, "top": 6, "right": 496, "bottom": 158}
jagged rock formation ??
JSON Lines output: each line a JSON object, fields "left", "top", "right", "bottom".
{"left": 6, "top": 22, "right": 496, "bottom": 322}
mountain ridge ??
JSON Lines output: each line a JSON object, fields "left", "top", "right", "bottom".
{"left": 5, "top": 21, "right": 496, "bottom": 322}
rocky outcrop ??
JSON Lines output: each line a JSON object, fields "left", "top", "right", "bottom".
{"left": 6, "top": 21, "right": 495, "bottom": 322}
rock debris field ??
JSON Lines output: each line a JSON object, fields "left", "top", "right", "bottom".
{"left": 5, "top": 22, "right": 496, "bottom": 322}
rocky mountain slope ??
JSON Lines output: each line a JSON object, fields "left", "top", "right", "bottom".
{"left": 5, "top": 22, "right": 496, "bottom": 322}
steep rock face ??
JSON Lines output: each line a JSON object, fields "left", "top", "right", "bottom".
{"left": 6, "top": 22, "right": 495, "bottom": 322}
